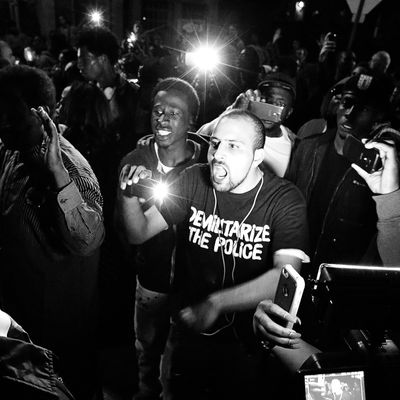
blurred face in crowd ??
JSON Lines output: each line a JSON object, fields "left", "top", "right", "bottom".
{"left": 259, "top": 86, "right": 293, "bottom": 132}
{"left": 0, "top": 41, "right": 16, "bottom": 66}
{"left": 369, "top": 52, "right": 390, "bottom": 75}
{"left": 151, "top": 89, "right": 192, "bottom": 150}
{"left": 352, "top": 65, "right": 369, "bottom": 76}
{"left": 228, "top": 25, "right": 238, "bottom": 38}
{"left": 208, "top": 115, "right": 263, "bottom": 193}
{"left": 320, "top": 86, "right": 342, "bottom": 127}
{"left": 0, "top": 99, "right": 43, "bottom": 151}
{"left": 77, "top": 46, "right": 103, "bottom": 81}
{"left": 336, "top": 91, "right": 382, "bottom": 141}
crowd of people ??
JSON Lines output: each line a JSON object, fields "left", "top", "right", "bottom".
{"left": 1, "top": 17, "right": 400, "bottom": 400}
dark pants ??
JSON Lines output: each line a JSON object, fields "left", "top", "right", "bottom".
{"left": 165, "top": 324, "right": 267, "bottom": 400}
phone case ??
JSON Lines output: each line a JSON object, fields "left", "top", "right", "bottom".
{"left": 342, "top": 135, "right": 382, "bottom": 173}
{"left": 273, "top": 265, "right": 305, "bottom": 329}
{"left": 248, "top": 101, "right": 284, "bottom": 123}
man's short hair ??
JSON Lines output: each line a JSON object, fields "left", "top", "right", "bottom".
{"left": 0, "top": 65, "right": 56, "bottom": 115}
{"left": 77, "top": 26, "right": 120, "bottom": 65}
{"left": 217, "top": 109, "right": 265, "bottom": 150}
{"left": 151, "top": 77, "right": 200, "bottom": 122}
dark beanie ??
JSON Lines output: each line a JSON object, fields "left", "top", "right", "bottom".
{"left": 257, "top": 72, "right": 296, "bottom": 101}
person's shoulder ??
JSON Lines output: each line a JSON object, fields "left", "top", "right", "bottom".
{"left": 293, "top": 128, "right": 334, "bottom": 153}
{"left": 263, "top": 170, "right": 306, "bottom": 202}
{"left": 176, "top": 163, "right": 208, "bottom": 186}
{"left": 59, "top": 136, "right": 98, "bottom": 180}
{"left": 281, "top": 125, "right": 297, "bottom": 143}
{"left": 296, "top": 118, "right": 327, "bottom": 139}
{"left": 120, "top": 139, "right": 155, "bottom": 168}
{"left": 187, "top": 137, "right": 208, "bottom": 164}
{"left": 117, "top": 74, "right": 140, "bottom": 92}
{"left": 182, "top": 162, "right": 207, "bottom": 176}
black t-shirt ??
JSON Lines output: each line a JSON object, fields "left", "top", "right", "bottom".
{"left": 119, "top": 138, "right": 203, "bottom": 292}
{"left": 159, "top": 164, "right": 309, "bottom": 308}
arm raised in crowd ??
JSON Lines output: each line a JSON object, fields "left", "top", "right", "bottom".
{"left": 35, "top": 107, "right": 104, "bottom": 255}
{"left": 195, "top": 89, "right": 262, "bottom": 137}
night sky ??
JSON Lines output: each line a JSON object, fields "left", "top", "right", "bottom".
{"left": 218, "top": 0, "right": 400, "bottom": 65}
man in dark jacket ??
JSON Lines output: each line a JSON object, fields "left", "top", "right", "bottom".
{"left": 286, "top": 73, "right": 395, "bottom": 276}
{"left": 75, "top": 25, "right": 139, "bottom": 155}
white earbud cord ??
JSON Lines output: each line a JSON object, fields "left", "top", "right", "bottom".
{"left": 202, "top": 175, "right": 264, "bottom": 336}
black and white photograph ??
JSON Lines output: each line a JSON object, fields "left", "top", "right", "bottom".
{"left": 1, "top": 1, "right": 400, "bottom": 399}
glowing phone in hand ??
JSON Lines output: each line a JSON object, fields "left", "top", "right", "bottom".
{"left": 248, "top": 101, "right": 284, "bottom": 123}
{"left": 273, "top": 265, "right": 305, "bottom": 329}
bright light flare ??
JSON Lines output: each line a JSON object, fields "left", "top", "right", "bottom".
{"left": 186, "top": 46, "right": 221, "bottom": 72}
{"left": 127, "top": 32, "right": 137, "bottom": 48}
{"left": 296, "top": 1, "right": 305, "bottom": 13}
{"left": 152, "top": 182, "right": 169, "bottom": 202}
{"left": 24, "top": 47, "right": 35, "bottom": 62}
{"left": 128, "top": 32, "right": 137, "bottom": 43}
{"left": 89, "top": 10, "right": 103, "bottom": 26}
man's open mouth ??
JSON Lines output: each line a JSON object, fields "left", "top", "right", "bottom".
{"left": 156, "top": 129, "right": 171, "bottom": 137}
{"left": 212, "top": 164, "right": 228, "bottom": 182}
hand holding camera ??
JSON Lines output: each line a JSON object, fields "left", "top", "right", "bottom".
{"left": 351, "top": 140, "right": 400, "bottom": 195}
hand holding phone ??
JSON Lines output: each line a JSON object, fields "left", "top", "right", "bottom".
{"left": 343, "top": 135, "right": 382, "bottom": 173}
{"left": 325, "top": 32, "right": 337, "bottom": 42}
{"left": 253, "top": 298, "right": 302, "bottom": 349}
{"left": 248, "top": 100, "right": 284, "bottom": 123}
{"left": 273, "top": 264, "right": 305, "bottom": 329}
{"left": 351, "top": 140, "right": 400, "bottom": 194}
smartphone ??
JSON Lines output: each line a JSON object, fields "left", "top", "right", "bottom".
{"left": 123, "top": 178, "right": 154, "bottom": 199}
{"left": 273, "top": 265, "right": 305, "bottom": 329}
{"left": 248, "top": 101, "right": 284, "bottom": 123}
{"left": 342, "top": 135, "right": 382, "bottom": 173}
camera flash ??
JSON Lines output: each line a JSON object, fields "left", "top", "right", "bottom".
{"left": 152, "top": 182, "right": 169, "bottom": 202}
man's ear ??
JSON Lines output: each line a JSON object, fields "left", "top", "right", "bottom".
{"left": 253, "top": 147, "right": 265, "bottom": 167}
{"left": 284, "top": 107, "right": 293, "bottom": 120}
{"left": 189, "top": 114, "right": 195, "bottom": 128}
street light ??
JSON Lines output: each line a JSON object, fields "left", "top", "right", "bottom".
{"left": 296, "top": 1, "right": 305, "bottom": 13}
{"left": 89, "top": 10, "right": 103, "bottom": 26}
{"left": 185, "top": 46, "right": 221, "bottom": 72}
